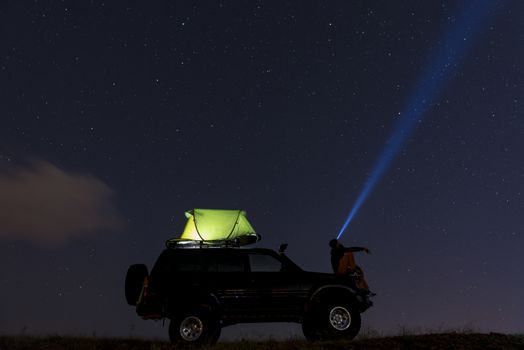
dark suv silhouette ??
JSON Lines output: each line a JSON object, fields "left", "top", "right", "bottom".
{"left": 125, "top": 243, "right": 373, "bottom": 346}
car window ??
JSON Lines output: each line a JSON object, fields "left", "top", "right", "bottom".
{"left": 249, "top": 253, "right": 282, "bottom": 272}
{"left": 175, "top": 255, "right": 203, "bottom": 272}
{"left": 207, "top": 253, "right": 245, "bottom": 272}
{"left": 172, "top": 252, "right": 204, "bottom": 272}
{"left": 150, "top": 251, "right": 204, "bottom": 278}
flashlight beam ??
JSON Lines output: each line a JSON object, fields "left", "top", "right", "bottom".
{"left": 337, "top": 0, "right": 500, "bottom": 240}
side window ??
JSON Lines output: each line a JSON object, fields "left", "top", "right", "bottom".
{"left": 172, "top": 252, "right": 203, "bottom": 272}
{"left": 249, "top": 253, "right": 282, "bottom": 272}
{"left": 151, "top": 251, "right": 204, "bottom": 279}
{"left": 208, "top": 253, "right": 245, "bottom": 272}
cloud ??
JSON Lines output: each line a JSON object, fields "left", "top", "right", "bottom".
{"left": 0, "top": 161, "right": 124, "bottom": 245}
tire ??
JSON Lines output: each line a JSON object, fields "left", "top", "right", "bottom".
{"left": 125, "top": 264, "right": 148, "bottom": 306}
{"left": 302, "top": 301, "right": 361, "bottom": 341}
{"left": 169, "top": 311, "right": 221, "bottom": 347}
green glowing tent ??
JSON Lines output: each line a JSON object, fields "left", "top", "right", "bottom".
{"left": 167, "top": 209, "right": 259, "bottom": 247}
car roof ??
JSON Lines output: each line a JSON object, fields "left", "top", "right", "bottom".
{"left": 163, "top": 247, "right": 277, "bottom": 254}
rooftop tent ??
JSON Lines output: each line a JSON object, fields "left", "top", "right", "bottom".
{"left": 167, "top": 209, "right": 260, "bottom": 247}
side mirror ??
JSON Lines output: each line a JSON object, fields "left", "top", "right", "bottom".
{"left": 279, "top": 243, "right": 288, "bottom": 254}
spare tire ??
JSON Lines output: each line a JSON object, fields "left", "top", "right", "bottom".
{"left": 125, "top": 264, "right": 148, "bottom": 305}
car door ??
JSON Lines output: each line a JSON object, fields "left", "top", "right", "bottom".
{"left": 204, "top": 250, "right": 251, "bottom": 318}
{"left": 246, "top": 251, "right": 308, "bottom": 318}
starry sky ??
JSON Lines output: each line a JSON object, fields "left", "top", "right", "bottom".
{"left": 1, "top": 0, "right": 523, "bottom": 340}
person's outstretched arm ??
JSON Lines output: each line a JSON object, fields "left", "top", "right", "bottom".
{"left": 343, "top": 247, "right": 371, "bottom": 254}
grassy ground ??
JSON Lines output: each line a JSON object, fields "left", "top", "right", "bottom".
{"left": 1, "top": 333, "right": 523, "bottom": 350}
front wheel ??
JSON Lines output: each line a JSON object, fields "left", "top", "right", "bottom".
{"left": 169, "top": 312, "right": 221, "bottom": 347}
{"left": 302, "top": 302, "right": 361, "bottom": 341}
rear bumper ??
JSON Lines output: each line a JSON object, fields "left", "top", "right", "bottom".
{"left": 136, "top": 294, "right": 164, "bottom": 320}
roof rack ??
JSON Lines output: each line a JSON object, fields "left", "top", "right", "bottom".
{"left": 165, "top": 234, "right": 261, "bottom": 249}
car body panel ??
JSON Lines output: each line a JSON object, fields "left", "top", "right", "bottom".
{"left": 135, "top": 247, "right": 372, "bottom": 324}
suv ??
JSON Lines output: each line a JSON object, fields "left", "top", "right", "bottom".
{"left": 125, "top": 244, "right": 373, "bottom": 346}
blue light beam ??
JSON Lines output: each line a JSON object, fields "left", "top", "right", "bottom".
{"left": 337, "top": 0, "right": 500, "bottom": 240}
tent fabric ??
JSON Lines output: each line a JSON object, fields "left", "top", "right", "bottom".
{"left": 179, "top": 209, "right": 257, "bottom": 242}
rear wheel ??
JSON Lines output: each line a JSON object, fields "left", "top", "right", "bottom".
{"left": 125, "top": 264, "right": 148, "bottom": 305}
{"left": 302, "top": 301, "right": 361, "bottom": 341}
{"left": 169, "top": 311, "right": 221, "bottom": 347}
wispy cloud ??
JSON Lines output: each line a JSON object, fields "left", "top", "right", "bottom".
{"left": 0, "top": 161, "right": 124, "bottom": 245}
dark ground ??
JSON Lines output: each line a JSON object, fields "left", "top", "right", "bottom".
{"left": 1, "top": 333, "right": 523, "bottom": 350}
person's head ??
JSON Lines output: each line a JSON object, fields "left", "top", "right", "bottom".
{"left": 329, "top": 238, "right": 339, "bottom": 249}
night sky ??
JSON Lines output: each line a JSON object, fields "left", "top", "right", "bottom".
{"left": 1, "top": 0, "right": 523, "bottom": 340}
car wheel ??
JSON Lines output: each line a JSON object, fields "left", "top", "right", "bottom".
{"left": 302, "top": 302, "right": 361, "bottom": 341}
{"left": 125, "top": 264, "right": 148, "bottom": 306}
{"left": 169, "top": 311, "right": 221, "bottom": 347}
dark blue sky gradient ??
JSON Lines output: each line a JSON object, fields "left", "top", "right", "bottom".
{"left": 1, "top": 1, "right": 523, "bottom": 339}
